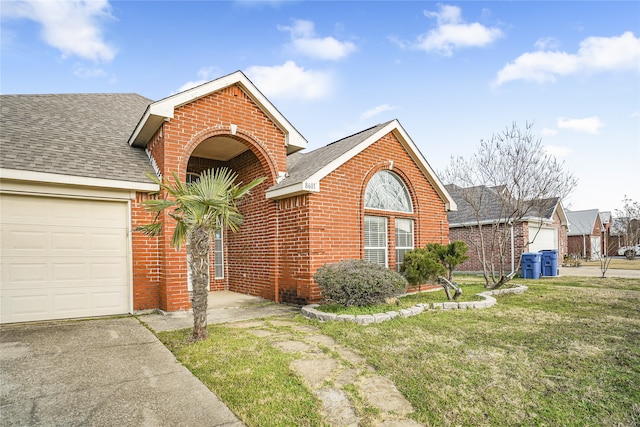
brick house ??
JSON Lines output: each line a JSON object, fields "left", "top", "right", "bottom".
{"left": 446, "top": 184, "right": 568, "bottom": 273}
{"left": 566, "top": 209, "right": 603, "bottom": 259}
{"left": 0, "top": 71, "right": 455, "bottom": 323}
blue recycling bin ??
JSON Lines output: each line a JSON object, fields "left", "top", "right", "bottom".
{"left": 540, "top": 250, "right": 559, "bottom": 277}
{"left": 521, "top": 252, "right": 542, "bottom": 279}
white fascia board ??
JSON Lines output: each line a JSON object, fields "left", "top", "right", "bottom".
{"left": 265, "top": 180, "right": 320, "bottom": 200}
{"left": 555, "top": 202, "right": 569, "bottom": 226}
{"left": 268, "top": 120, "right": 458, "bottom": 210}
{"left": 128, "top": 71, "right": 307, "bottom": 151}
{"left": 449, "top": 219, "right": 509, "bottom": 228}
{"left": 303, "top": 121, "right": 399, "bottom": 189}
{"left": 0, "top": 169, "right": 159, "bottom": 192}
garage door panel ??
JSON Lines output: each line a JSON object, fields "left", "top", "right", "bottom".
{"left": 90, "top": 231, "right": 127, "bottom": 253}
{"left": 528, "top": 225, "right": 558, "bottom": 253}
{"left": 1, "top": 193, "right": 130, "bottom": 323}
{"left": 2, "top": 262, "right": 49, "bottom": 286}
{"left": 3, "top": 292, "right": 50, "bottom": 319}
{"left": 2, "top": 229, "right": 49, "bottom": 252}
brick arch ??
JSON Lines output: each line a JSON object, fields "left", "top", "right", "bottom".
{"left": 179, "top": 126, "right": 278, "bottom": 184}
{"left": 359, "top": 161, "right": 421, "bottom": 215}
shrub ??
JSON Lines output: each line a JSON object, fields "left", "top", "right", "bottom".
{"left": 314, "top": 260, "right": 408, "bottom": 307}
{"left": 400, "top": 248, "right": 445, "bottom": 287}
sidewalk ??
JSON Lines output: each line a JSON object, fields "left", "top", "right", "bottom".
{"left": 558, "top": 266, "right": 640, "bottom": 278}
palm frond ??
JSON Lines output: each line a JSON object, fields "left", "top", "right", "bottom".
{"left": 135, "top": 222, "right": 163, "bottom": 237}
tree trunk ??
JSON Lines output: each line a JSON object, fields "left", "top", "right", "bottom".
{"left": 189, "top": 225, "right": 211, "bottom": 341}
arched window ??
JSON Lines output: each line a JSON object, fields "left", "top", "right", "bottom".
{"left": 364, "top": 170, "right": 413, "bottom": 213}
{"left": 364, "top": 170, "right": 414, "bottom": 270}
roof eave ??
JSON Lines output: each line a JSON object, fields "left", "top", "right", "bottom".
{"left": 270, "top": 120, "right": 457, "bottom": 209}
{"left": 265, "top": 181, "right": 320, "bottom": 200}
{"left": 128, "top": 71, "right": 307, "bottom": 152}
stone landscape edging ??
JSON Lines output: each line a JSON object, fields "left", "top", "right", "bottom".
{"left": 301, "top": 285, "right": 528, "bottom": 324}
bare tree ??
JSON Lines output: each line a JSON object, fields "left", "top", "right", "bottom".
{"left": 613, "top": 196, "right": 640, "bottom": 260}
{"left": 442, "top": 122, "right": 577, "bottom": 289}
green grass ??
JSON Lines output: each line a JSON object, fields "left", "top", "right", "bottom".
{"left": 157, "top": 275, "right": 640, "bottom": 426}
{"left": 317, "top": 276, "right": 640, "bottom": 426}
{"left": 158, "top": 326, "right": 326, "bottom": 426}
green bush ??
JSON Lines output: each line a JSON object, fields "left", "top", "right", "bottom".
{"left": 314, "top": 260, "right": 408, "bottom": 307}
{"left": 400, "top": 248, "right": 446, "bottom": 286}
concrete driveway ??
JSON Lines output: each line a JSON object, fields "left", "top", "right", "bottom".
{"left": 0, "top": 317, "right": 244, "bottom": 427}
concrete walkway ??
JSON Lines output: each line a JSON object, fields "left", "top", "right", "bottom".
{"left": 0, "top": 317, "right": 244, "bottom": 427}
{"left": 140, "top": 291, "right": 298, "bottom": 333}
{"left": 140, "top": 292, "right": 424, "bottom": 425}
{"left": 558, "top": 266, "right": 640, "bottom": 278}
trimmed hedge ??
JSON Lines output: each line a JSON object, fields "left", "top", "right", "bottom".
{"left": 314, "top": 260, "right": 408, "bottom": 307}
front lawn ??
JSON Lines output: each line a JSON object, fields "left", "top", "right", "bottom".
{"left": 319, "top": 276, "right": 640, "bottom": 426}
{"left": 158, "top": 276, "right": 640, "bottom": 426}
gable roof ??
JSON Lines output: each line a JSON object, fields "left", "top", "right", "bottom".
{"left": 0, "top": 93, "right": 158, "bottom": 190}
{"left": 446, "top": 183, "right": 566, "bottom": 227}
{"left": 265, "top": 120, "right": 456, "bottom": 211}
{"left": 128, "top": 71, "right": 307, "bottom": 154}
{"left": 566, "top": 209, "right": 600, "bottom": 236}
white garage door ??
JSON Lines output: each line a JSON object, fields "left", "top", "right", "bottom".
{"left": 0, "top": 194, "right": 130, "bottom": 323}
{"left": 528, "top": 225, "right": 557, "bottom": 253}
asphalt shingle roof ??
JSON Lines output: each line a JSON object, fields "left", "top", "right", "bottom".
{"left": 0, "top": 93, "right": 155, "bottom": 184}
{"left": 446, "top": 183, "right": 560, "bottom": 226}
{"left": 566, "top": 209, "right": 599, "bottom": 236}
{"left": 270, "top": 121, "right": 393, "bottom": 191}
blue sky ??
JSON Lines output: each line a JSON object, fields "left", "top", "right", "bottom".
{"left": 2, "top": 0, "right": 639, "bottom": 213}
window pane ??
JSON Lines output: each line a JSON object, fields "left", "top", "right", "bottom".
{"left": 214, "top": 228, "right": 223, "bottom": 279}
{"left": 364, "top": 216, "right": 387, "bottom": 267}
{"left": 365, "top": 170, "right": 412, "bottom": 212}
{"left": 395, "top": 218, "right": 414, "bottom": 272}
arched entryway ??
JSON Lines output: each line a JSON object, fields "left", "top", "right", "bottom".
{"left": 183, "top": 132, "right": 278, "bottom": 300}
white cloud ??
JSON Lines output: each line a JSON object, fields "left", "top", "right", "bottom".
{"left": 2, "top": 0, "right": 116, "bottom": 62}
{"left": 541, "top": 128, "right": 558, "bottom": 137}
{"left": 534, "top": 37, "right": 560, "bottom": 51}
{"left": 557, "top": 116, "right": 605, "bottom": 134}
{"left": 278, "top": 19, "right": 356, "bottom": 61}
{"left": 360, "top": 104, "right": 396, "bottom": 121}
{"left": 175, "top": 66, "right": 222, "bottom": 93}
{"left": 543, "top": 145, "right": 571, "bottom": 158}
{"left": 495, "top": 31, "right": 640, "bottom": 85}
{"left": 412, "top": 4, "right": 502, "bottom": 56}
{"left": 244, "top": 61, "right": 333, "bottom": 100}
{"left": 73, "top": 64, "right": 107, "bottom": 79}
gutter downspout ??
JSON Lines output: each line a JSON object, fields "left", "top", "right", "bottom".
{"left": 510, "top": 223, "right": 515, "bottom": 276}
{"left": 274, "top": 200, "right": 280, "bottom": 303}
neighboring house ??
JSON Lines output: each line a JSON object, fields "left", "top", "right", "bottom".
{"left": 446, "top": 184, "right": 568, "bottom": 273}
{"left": 566, "top": 209, "right": 603, "bottom": 260}
{"left": 0, "top": 71, "right": 456, "bottom": 323}
{"left": 599, "top": 211, "right": 615, "bottom": 256}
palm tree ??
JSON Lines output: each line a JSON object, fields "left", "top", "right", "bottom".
{"left": 137, "top": 168, "right": 265, "bottom": 340}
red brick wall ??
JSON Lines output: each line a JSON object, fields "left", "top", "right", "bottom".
{"left": 131, "top": 192, "right": 161, "bottom": 310}
{"left": 276, "top": 131, "right": 450, "bottom": 303}
{"left": 224, "top": 150, "right": 276, "bottom": 300}
{"left": 276, "top": 195, "right": 311, "bottom": 304}
{"left": 132, "top": 86, "right": 451, "bottom": 310}
{"left": 450, "top": 222, "right": 528, "bottom": 273}
{"left": 132, "top": 84, "right": 283, "bottom": 311}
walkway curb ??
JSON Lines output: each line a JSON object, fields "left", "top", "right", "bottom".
{"left": 301, "top": 285, "right": 529, "bottom": 324}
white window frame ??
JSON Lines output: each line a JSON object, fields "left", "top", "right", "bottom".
{"left": 214, "top": 228, "right": 224, "bottom": 279}
{"left": 364, "top": 170, "right": 413, "bottom": 213}
{"left": 395, "top": 218, "right": 414, "bottom": 272}
{"left": 364, "top": 216, "right": 388, "bottom": 268}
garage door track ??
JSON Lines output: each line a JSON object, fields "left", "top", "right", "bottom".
{"left": 0, "top": 317, "right": 244, "bottom": 426}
